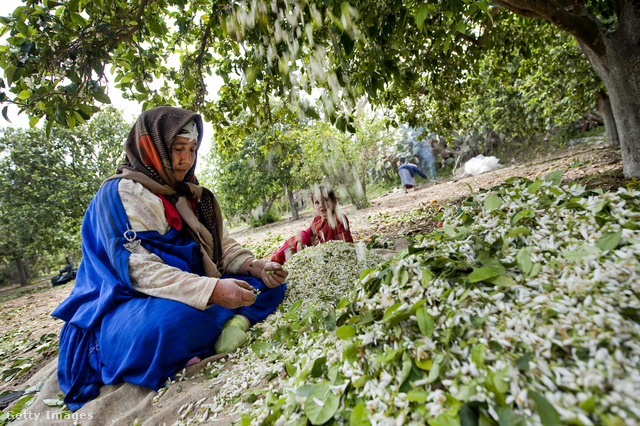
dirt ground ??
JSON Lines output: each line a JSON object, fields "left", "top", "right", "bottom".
{"left": 0, "top": 139, "right": 628, "bottom": 394}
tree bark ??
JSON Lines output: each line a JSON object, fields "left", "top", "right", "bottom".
{"left": 578, "top": 36, "right": 640, "bottom": 177}
{"left": 285, "top": 184, "right": 299, "bottom": 220}
{"left": 261, "top": 192, "right": 279, "bottom": 217}
{"left": 598, "top": 91, "right": 620, "bottom": 147}
{"left": 15, "top": 257, "right": 28, "bottom": 286}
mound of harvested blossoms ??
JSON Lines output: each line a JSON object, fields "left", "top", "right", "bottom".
{"left": 282, "top": 241, "right": 385, "bottom": 310}
{"left": 170, "top": 173, "right": 640, "bottom": 426}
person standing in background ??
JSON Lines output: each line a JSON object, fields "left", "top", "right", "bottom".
{"left": 398, "top": 162, "right": 429, "bottom": 193}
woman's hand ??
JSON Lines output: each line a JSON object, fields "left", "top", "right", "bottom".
{"left": 210, "top": 278, "right": 257, "bottom": 309}
{"left": 261, "top": 262, "right": 288, "bottom": 288}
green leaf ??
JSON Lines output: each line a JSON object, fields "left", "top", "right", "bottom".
{"left": 376, "top": 348, "right": 403, "bottom": 363}
{"left": 399, "top": 351, "right": 412, "bottom": 384}
{"left": 430, "top": 413, "right": 460, "bottom": 426}
{"left": 43, "top": 398, "right": 65, "bottom": 407}
{"left": 335, "top": 325, "right": 356, "bottom": 340}
{"left": 578, "top": 395, "right": 596, "bottom": 413}
{"left": 251, "top": 341, "right": 274, "bottom": 355}
{"left": 527, "top": 179, "right": 543, "bottom": 194}
{"left": 529, "top": 390, "right": 563, "bottom": 426}
{"left": 471, "top": 344, "right": 486, "bottom": 367}
{"left": 471, "top": 316, "right": 486, "bottom": 329}
{"left": 484, "top": 194, "right": 502, "bottom": 211}
{"left": 416, "top": 306, "right": 435, "bottom": 337}
{"left": 498, "top": 406, "right": 527, "bottom": 426}
{"left": 17, "top": 89, "right": 31, "bottom": 100}
{"left": 512, "top": 209, "right": 535, "bottom": 224}
{"left": 468, "top": 266, "right": 502, "bottom": 283}
{"left": 487, "top": 275, "right": 516, "bottom": 287}
{"left": 421, "top": 269, "right": 434, "bottom": 286}
{"left": 302, "top": 104, "right": 320, "bottom": 120}
{"left": 454, "top": 22, "right": 466, "bottom": 34}
{"left": 515, "top": 352, "right": 534, "bottom": 371}
{"left": 428, "top": 354, "right": 445, "bottom": 383}
{"left": 71, "top": 11, "right": 87, "bottom": 25}
{"left": 349, "top": 403, "right": 370, "bottom": 426}
{"left": 8, "top": 394, "right": 34, "bottom": 417}
{"left": 563, "top": 245, "right": 601, "bottom": 261}
{"left": 414, "top": 4, "right": 429, "bottom": 30}
{"left": 93, "top": 87, "right": 111, "bottom": 104}
{"left": 304, "top": 383, "right": 340, "bottom": 425}
{"left": 406, "top": 390, "right": 429, "bottom": 402}
{"left": 311, "top": 356, "right": 327, "bottom": 378}
{"left": 516, "top": 247, "right": 533, "bottom": 275}
{"left": 382, "top": 303, "right": 411, "bottom": 325}
{"left": 544, "top": 170, "right": 563, "bottom": 185}
{"left": 505, "top": 226, "right": 532, "bottom": 239}
{"left": 596, "top": 231, "right": 622, "bottom": 251}
{"left": 415, "top": 357, "right": 432, "bottom": 371}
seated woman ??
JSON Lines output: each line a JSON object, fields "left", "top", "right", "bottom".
{"left": 270, "top": 185, "right": 353, "bottom": 264}
{"left": 52, "top": 106, "right": 287, "bottom": 411}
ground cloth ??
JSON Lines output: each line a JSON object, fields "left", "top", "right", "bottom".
{"left": 10, "top": 354, "right": 245, "bottom": 425}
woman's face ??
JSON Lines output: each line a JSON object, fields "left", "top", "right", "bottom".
{"left": 171, "top": 136, "right": 197, "bottom": 182}
{"left": 313, "top": 197, "right": 328, "bottom": 218}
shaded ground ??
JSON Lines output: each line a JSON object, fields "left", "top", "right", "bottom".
{"left": 0, "top": 139, "right": 629, "bottom": 396}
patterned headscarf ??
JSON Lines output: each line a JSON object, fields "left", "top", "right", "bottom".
{"left": 107, "top": 106, "right": 223, "bottom": 268}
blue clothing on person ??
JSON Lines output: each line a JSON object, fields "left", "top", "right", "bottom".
{"left": 52, "top": 179, "right": 285, "bottom": 411}
{"left": 398, "top": 163, "right": 428, "bottom": 179}
{"left": 398, "top": 163, "right": 428, "bottom": 191}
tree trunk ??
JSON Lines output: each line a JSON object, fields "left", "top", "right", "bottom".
{"left": 262, "top": 192, "right": 278, "bottom": 216}
{"left": 584, "top": 51, "right": 640, "bottom": 177}
{"left": 285, "top": 184, "right": 299, "bottom": 220}
{"left": 15, "top": 257, "right": 28, "bottom": 286}
{"left": 569, "top": 4, "right": 640, "bottom": 177}
{"left": 598, "top": 91, "right": 620, "bottom": 147}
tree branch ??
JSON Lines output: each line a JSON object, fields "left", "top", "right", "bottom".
{"left": 494, "top": 0, "right": 606, "bottom": 55}
{"left": 192, "top": 13, "right": 214, "bottom": 110}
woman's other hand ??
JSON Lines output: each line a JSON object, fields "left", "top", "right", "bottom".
{"left": 261, "top": 262, "right": 288, "bottom": 288}
{"left": 210, "top": 278, "right": 257, "bottom": 309}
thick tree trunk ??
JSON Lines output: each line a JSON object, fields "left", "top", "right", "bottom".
{"left": 285, "top": 184, "right": 299, "bottom": 220}
{"left": 586, "top": 55, "right": 640, "bottom": 177}
{"left": 572, "top": 5, "right": 640, "bottom": 177}
{"left": 15, "top": 257, "right": 28, "bottom": 286}
{"left": 598, "top": 91, "right": 620, "bottom": 147}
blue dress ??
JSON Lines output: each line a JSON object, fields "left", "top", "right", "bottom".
{"left": 52, "top": 179, "right": 285, "bottom": 411}
{"left": 398, "top": 164, "right": 428, "bottom": 187}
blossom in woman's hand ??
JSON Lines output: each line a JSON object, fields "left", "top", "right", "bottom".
{"left": 210, "top": 278, "right": 257, "bottom": 308}
{"left": 261, "top": 262, "right": 288, "bottom": 288}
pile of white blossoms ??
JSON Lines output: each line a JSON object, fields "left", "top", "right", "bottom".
{"left": 173, "top": 173, "right": 639, "bottom": 426}
{"left": 282, "top": 240, "right": 385, "bottom": 311}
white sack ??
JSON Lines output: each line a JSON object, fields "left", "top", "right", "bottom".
{"left": 464, "top": 154, "right": 501, "bottom": 176}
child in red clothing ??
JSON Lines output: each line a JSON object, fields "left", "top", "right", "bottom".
{"left": 270, "top": 186, "right": 353, "bottom": 264}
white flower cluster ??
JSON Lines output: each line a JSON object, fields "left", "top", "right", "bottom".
{"left": 169, "top": 177, "right": 640, "bottom": 426}
{"left": 283, "top": 241, "right": 385, "bottom": 310}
